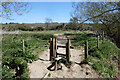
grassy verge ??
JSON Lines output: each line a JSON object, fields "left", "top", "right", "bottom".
{"left": 2, "top": 33, "right": 54, "bottom": 79}
{"left": 64, "top": 32, "right": 119, "bottom": 78}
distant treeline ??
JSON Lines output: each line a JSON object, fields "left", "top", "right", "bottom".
{"left": 2, "top": 22, "right": 120, "bottom": 48}
{"left": 2, "top": 23, "right": 95, "bottom": 31}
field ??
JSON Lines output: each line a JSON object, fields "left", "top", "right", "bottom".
{"left": 2, "top": 31, "right": 120, "bottom": 79}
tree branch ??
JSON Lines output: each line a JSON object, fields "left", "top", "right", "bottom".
{"left": 78, "top": 8, "right": 118, "bottom": 23}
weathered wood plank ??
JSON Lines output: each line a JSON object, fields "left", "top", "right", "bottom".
{"left": 57, "top": 45, "right": 74, "bottom": 49}
{"left": 57, "top": 53, "right": 66, "bottom": 56}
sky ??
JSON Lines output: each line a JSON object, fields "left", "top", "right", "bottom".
{"left": 2, "top": 2, "right": 74, "bottom": 23}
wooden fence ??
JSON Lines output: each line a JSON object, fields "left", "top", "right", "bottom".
{"left": 84, "top": 31, "right": 104, "bottom": 59}
{"left": 49, "top": 31, "right": 105, "bottom": 70}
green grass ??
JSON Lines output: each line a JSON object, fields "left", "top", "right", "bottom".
{"left": 64, "top": 32, "right": 119, "bottom": 78}
{"left": 20, "top": 30, "right": 86, "bottom": 35}
{"left": 2, "top": 33, "right": 53, "bottom": 79}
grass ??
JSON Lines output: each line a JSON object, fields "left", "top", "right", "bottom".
{"left": 20, "top": 30, "right": 87, "bottom": 35}
{"left": 2, "top": 33, "right": 54, "bottom": 79}
{"left": 48, "top": 73, "right": 51, "bottom": 77}
{"left": 64, "top": 32, "right": 119, "bottom": 78}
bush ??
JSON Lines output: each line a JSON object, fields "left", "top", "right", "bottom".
{"left": 33, "top": 27, "right": 45, "bottom": 31}
{"left": 18, "top": 25, "right": 33, "bottom": 31}
{"left": 2, "top": 57, "right": 28, "bottom": 79}
{"left": 32, "top": 34, "right": 54, "bottom": 40}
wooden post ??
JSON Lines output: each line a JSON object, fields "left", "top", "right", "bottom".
{"left": 55, "top": 38, "right": 57, "bottom": 58}
{"left": 50, "top": 38, "right": 53, "bottom": 61}
{"left": 50, "top": 38, "right": 56, "bottom": 61}
{"left": 52, "top": 38, "right": 56, "bottom": 59}
{"left": 102, "top": 31, "right": 104, "bottom": 41}
{"left": 85, "top": 41, "right": 88, "bottom": 59}
{"left": 97, "top": 35, "right": 99, "bottom": 48}
{"left": 54, "top": 60, "right": 57, "bottom": 71}
{"left": 66, "top": 39, "right": 70, "bottom": 62}
{"left": 96, "top": 31, "right": 98, "bottom": 36}
{"left": 22, "top": 39, "right": 25, "bottom": 53}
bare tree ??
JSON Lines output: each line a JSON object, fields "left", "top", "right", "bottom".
{"left": 45, "top": 18, "right": 52, "bottom": 27}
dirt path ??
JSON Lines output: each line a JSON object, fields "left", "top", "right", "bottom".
{"left": 28, "top": 34, "right": 100, "bottom": 78}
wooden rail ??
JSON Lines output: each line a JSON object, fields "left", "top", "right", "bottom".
{"left": 57, "top": 45, "right": 74, "bottom": 49}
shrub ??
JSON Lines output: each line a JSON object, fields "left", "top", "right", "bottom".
{"left": 18, "top": 25, "right": 33, "bottom": 31}
{"left": 33, "top": 27, "right": 45, "bottom": 31}
{"left": 2, "top": 57, "right": 28, "bottom": 79}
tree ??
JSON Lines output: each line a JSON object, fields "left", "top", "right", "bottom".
{"left": 72, "top": 2, "right": 119, "bottom": 23}
{"left": 68, "top": 17, "right": 79, "bottom": 30}
{"left": 45, "top": 18, "right": 52, "bottom": 27}
{"left": 72, "top": 2, "right": 120, "bottom": 47}
{"left": 1, "top": 2, "right": 31, "bottom": 20}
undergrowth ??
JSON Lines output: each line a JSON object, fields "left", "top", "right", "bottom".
{"left": 64, "top": 32, "right": 119, "bottom": 78}
{"left": 2, "top": 33, "right": 53, "bottom": 79}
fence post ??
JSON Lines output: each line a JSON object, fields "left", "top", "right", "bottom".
{"left": 85, "top": 41, "right": 88, "bottom": 59}
{"left": 97, "top": 35, "right": 99, "bottom": 48}
{"left": 50, "top": 38, "right": 53, "bottom": 61}
{"left": 54, "top": 60, "right": 57, "bottom": 71}
{"left": 52, "top": 38, "right": 56, "bottom": 59}
{"left": 66, "top": 39, "right": 70, "bottom": 62}
{"left": 55, "top": 38, "right": 57, "bottom": 58}
{"left": 22, "top": 39, "right": 25, "bottom": 53}
{"left": 102, "top": 31, "right": 104, "bottom": 41}
{"left": 96, "top": 31, "right": 98, "bottom": 36}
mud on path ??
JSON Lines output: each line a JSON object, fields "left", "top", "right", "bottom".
{"left": 28, "top": 34, "right": 100, "bottom": 78}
